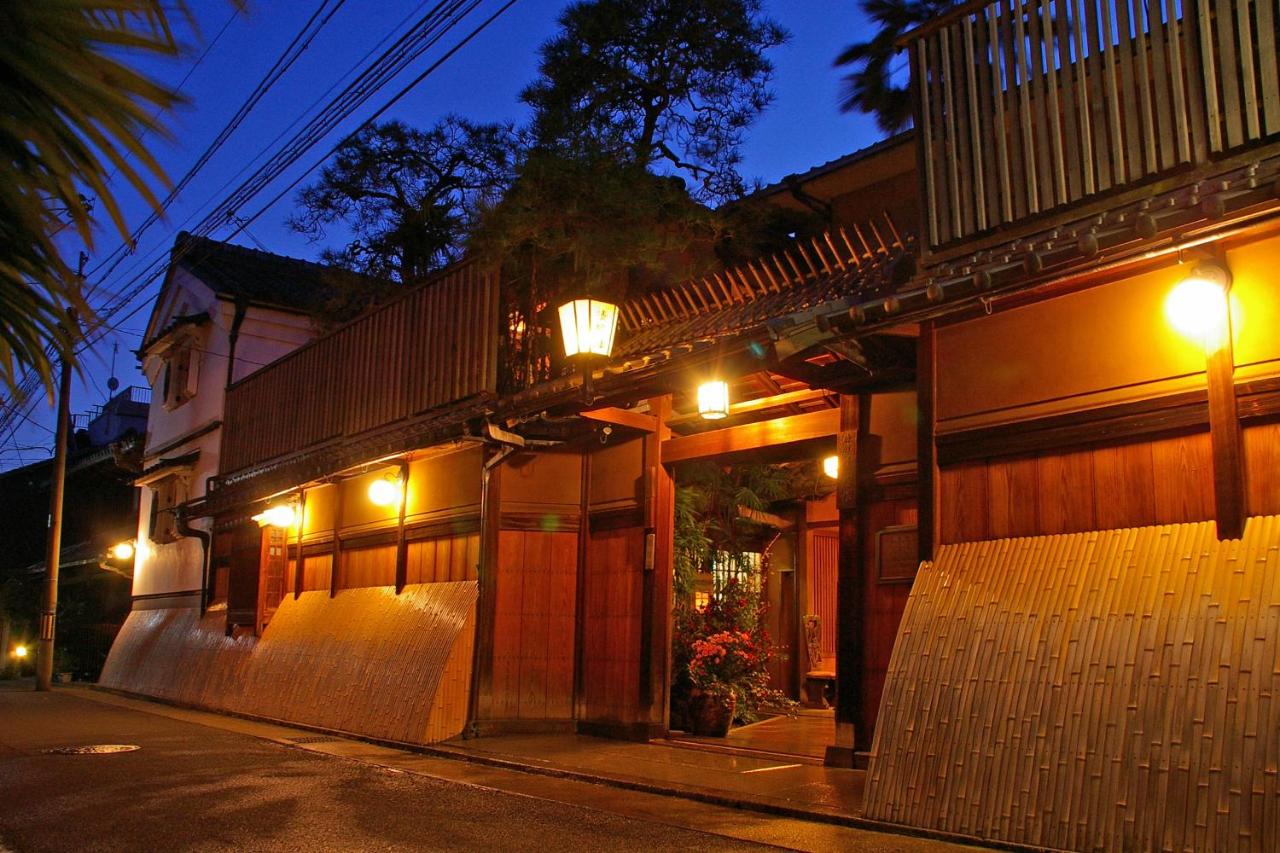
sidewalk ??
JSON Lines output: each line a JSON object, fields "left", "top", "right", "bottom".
{"left": 432, "top": 732, "right": 861, "bottom": 820}
{"left": 65, "top": 685, "right": 982, "bottom": 851}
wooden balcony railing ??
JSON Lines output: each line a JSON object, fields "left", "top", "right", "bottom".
{"left": 220, "top": 261, "right": 500, "bottom": 475}
{"left": 908, "top": 0, "right": 1280, "bottom": 254}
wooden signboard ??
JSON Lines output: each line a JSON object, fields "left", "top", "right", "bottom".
{"left": 876, "top": 524, "right": 919, "bottom": 584}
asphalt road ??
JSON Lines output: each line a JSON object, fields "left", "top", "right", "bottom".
{"left": 0, "top": 686, "right": 773, "bottom": 852}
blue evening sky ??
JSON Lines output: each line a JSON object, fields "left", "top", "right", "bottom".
{"left": 7, "top": 0, "right": 889, "bottom": 468}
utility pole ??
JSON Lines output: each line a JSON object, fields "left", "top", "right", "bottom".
{"left": 36, "top": 294, "right": 80, "bottom": 691}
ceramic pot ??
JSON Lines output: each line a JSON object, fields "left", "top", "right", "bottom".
{"left": 689, "top": 689, "right": 736, "bottom": 737}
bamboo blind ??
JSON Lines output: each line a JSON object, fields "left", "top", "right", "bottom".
{"left": 865, "top": 516, "right": 1280, "bottom": 851}
{"left": 101, "top": 581, "right": 477, "bottom": 745}
{"left": 910, "top": 0, "right": 1280, "bottom": 250}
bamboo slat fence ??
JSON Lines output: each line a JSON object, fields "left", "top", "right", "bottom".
{"left": 866, "top": 516, "right": 1280, "bottom": 851}
{"left": 909, "top": 0, "right": 1280, "bottom": 252}
{"left": 100, "top": 581, "right": 477, "bottom": 745}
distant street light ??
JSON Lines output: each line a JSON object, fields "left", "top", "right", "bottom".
{"left": 13, "top": 644, "right": 28, "bottom": 659}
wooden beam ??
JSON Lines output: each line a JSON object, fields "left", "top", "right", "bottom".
{"left": 1206, "top": 317, "right": 1245, "bottom": 539}
{"left": 643, "top": 395, "right": 675, "bottom": 733}
{"left": 736, "top": 505, "right": 796, "bottom": 530}
{"left": 580, "top": 406, "right": 657, "bottom": 433}
{"left": 661, "top": 408, "right": 839, "bottom": 464}
{"left": 918, "top": 322, "right": 939, "bottom": 562}
{"left": 826, "top": 394, "right": 872, "bottom": 767}
{"left": 666, "top": 387, "right": 830, "bottom": 426}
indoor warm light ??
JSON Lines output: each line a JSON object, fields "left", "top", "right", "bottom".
{"left": 110, "top": 541, "right": 135, "bottom": 561}
{"left": 253, "top": 503, "right": 297, "bottom": 529}
{"left": 558, "top": 297, "right": 619, "bottom": 359}
{"left": 367, "top": 474, "right": 404, "bottom": 508}
{"left": 1166, "top": 261, "right": 1231, "bottom": 349}
{"left": 12, "top": 644, "right": 27, "bottom": 659}
{"left": 697, "top": 380, "right": 730, "bottom": 420}
{"left": 823, "top": 455, "right": 839, "bottom": 479}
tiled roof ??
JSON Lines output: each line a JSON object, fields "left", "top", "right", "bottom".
{"left": 615, "top": 216, "right": 915, "bottom": 359}
{"left": 172, "top": 232, "right": 389, "bottom": 314}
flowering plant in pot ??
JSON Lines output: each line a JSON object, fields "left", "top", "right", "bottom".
{"left": 687, "top": 629, "right": 761, "bottom": 736}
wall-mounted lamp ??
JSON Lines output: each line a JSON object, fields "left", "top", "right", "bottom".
{"left": 697, "top": 380, "right": 730, "bottom": 420}
{"left": 253, "top": 503, "right": 297, "bottom": 529}
{"left": 367, "top": 473, "right": 404, "bottom": 508}
{"left": 110, "top": 540, "right": 135, "bottom": 561}
{"left": 1166, "top": 260, "right": 1232, "bottom": 351}
{"left": 823, "top": 454, "right": 839, "bottom": 480}
{"left": 12, "top": 644, "right": 28, "bottom": 659}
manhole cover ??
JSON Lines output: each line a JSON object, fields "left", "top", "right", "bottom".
{"left": 43, "top": 744, "right": 140, "bottom": 755}
{"left": 285, "top": 735, "right": 340, "bottom": 745}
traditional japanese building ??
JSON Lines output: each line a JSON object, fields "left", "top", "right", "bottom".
{"left": 103, "top": 1, "right": 1280, "bottom": 848}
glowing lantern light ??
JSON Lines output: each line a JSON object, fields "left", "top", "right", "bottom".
{"left": 823, "top": 454, "right": 839, "bottom": 480}
{"left": 13, "top": 645, "right": 28, "bottom": 659}
{"left": 697, "top": 380, "right": 730, "bottom": 420}
{"left": 367, "top": 474, "right": 404, "bottom": 508}
{"left": 558, "top": 297, "right": 619, "bottom": 359}
{"left": 110, "top": 541, "right": 135, "bottom": 561}
{"left": 253, "top": 503, "right": 297, "bottom": 529}
{"left": 1166, "top": 261, "right": 1231, "bottom": 350}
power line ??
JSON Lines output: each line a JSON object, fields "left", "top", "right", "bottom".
{"left": 2, "top": 0, "right": 522, "bottom": 454}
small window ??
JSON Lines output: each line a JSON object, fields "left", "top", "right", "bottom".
{"left": 162, "top": 341, "right": 199, "bottom": 409}
{"left": 148, "top": 475, "right": 189, "bottom": 544}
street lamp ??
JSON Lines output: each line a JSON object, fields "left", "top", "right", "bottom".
{"left": 12, "top": 644, "right": 27, "bottom": 659}
{"left": 557, "top": 296, "right": 619, "bottom": 359}
{"left": 110, "top": 540, "right": 134, "bottom": 561}
{"left": 697, "top": 380, "right": 730, "bottom": 420}
{"left": 558, "top": 295, "right": 619, "bottom": 402}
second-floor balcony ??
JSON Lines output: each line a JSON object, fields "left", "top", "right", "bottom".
{"left": 907, "top": 0, "right": 1280, "bottom": 257}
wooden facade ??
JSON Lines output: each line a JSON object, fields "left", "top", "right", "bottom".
{"left": 220, "top": 261, "right": 499, "bottom": 475}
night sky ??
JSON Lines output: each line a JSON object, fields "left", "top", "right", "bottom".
{"left": 7, "top": 0, "right": 890, "bottom": 469}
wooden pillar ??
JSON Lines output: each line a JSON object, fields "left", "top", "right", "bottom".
{"left": 917, "top": 321, "right": 940, "bottom": 561}
{"left": 826, "top": 393, "right": 871, "bottom": 767}
{"left": 468, "top": 451, "right": 504, "bottom": 729}
{"left": 642, "top": 395, "right": 675, "bottom": 734}
{"left": 1207, "top": 311, "right": 1245, "bottom": 539}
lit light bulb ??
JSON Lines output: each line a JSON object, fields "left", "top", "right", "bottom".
{"left": 823, "top": 455, "right": 839, "bottom": 480}
{"left": 254, "top": 504, "right": 296, "bottom": 528}
{"left": 697, "top": 380, "right": 730, "bottom": 420}
{"left": 1166, "top": 263, "right": 1230, "bottom": 349}
{"left": 367, "top": 475, "right": 403, "bottom": 508}
{"left": 13, "top": 645, "right": 28, "bottom": 659}
{"left": 110, "top": 541, "right": 134, "bottom": 561}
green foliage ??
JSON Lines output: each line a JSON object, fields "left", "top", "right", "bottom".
{"left": 0, "top": 1, "right": 201, "bottom": 396}
{"left": 470, "top": 150, "right": 718, "bottom": 305}
{"left": 835, "top": 0, "right": 955, "bottom": 133}
{"left": 522, "top": 0, "right": 787, "bottom": 203}
{"left": 290, "top": 117, "right": 518, "bottom": 284}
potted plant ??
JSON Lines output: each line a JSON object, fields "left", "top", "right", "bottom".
{"left": 687, "top": 629, "right": 763, "bottom": 736}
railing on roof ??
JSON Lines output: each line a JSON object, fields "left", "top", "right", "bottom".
{"left": 907, "top": 0, "right": 1280, "bottom": 256}
{"left": 619, "top": 218, "right": 908, "bottom": 334}
{"left": 220, "top": 261, "right": 500, "bottom": 475}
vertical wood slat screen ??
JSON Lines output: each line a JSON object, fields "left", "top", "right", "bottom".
{"left": 912, "top": 0, "right": 1280, "bottom": 251}
{"left": 221, "top": 262, "right": 499, "bottom": 474}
